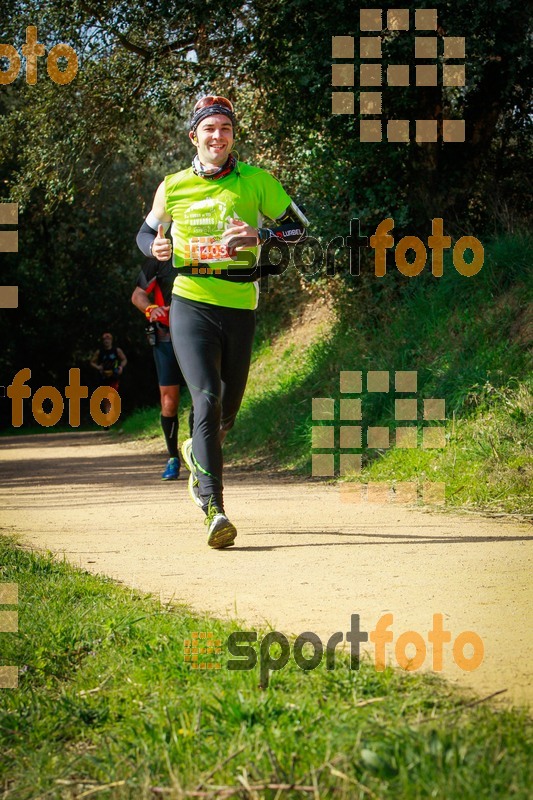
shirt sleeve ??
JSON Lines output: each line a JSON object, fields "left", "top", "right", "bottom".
{"left": 136, "top": 260, "right": 158, "bottom": 292}
{"left": 260, "top": 172, "right": 292, "bottom": 221}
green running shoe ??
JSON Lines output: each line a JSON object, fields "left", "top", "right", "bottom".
{"left": 180, "top": 437, "right": 203, "bottom": 508}
{"left": 204, "top": 500, "right": 237, "bottom": 549}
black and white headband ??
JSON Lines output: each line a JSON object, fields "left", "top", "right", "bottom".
{"left": 190, "top": 104, "right": 237, "bottom": 134}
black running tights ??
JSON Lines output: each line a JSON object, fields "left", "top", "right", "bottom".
{"left": 169, "top": 296, "right": 255, "bottom": 511}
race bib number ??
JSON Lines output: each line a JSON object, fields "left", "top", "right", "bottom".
{"left": 189, "top": 237, "right": 230, "bottom": 264}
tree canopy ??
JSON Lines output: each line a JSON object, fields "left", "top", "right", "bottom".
{"left": 0, "top": 0, "right": 531, "bottom": 420}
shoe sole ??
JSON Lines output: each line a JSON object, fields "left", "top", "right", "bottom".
{"left": 208, "top": 522, "right": 237, "bottom": 550}
{"left": 188, "top": 474, "right": 203, "bottom": 508}
{"left": 180, "top": 439, "right": 194, "bottom": 471}
{"left": 161, "top": 475, "right": 179, "bottom": 481}
{"left": 181, "top": 439, "right": 203, "bottom": 508}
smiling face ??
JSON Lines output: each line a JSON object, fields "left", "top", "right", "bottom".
{"left": 189, "top": 114, "right": 234, "bottom": 169}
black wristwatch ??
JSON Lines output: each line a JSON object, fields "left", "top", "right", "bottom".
{"left": 258, "top": 228, "right": 273, "bottom": 244}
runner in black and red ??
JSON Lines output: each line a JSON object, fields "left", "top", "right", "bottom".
{"left": 132, "top": 257, "right": 192, "bottom": 481}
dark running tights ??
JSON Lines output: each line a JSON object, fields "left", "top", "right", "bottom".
{"left": 170, "top": 296, "right": 255, "bottom": 511}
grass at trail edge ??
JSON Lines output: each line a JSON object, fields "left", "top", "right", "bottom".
{"left": 0, "top": 538, "right": 532, "bottom": 799}
{"left": 120, "top": 233, "right": 532, "bottom": 515}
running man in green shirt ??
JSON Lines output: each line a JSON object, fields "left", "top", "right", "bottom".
{"left": 137, "top": 95, "right": 307, "bottom": 548}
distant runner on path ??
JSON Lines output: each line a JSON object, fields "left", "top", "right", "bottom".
{"left": 137, "top": 94, "right": 308, "bottom": 548}
{"left": 90, "top": 332, "right": 127, "bottom": 393}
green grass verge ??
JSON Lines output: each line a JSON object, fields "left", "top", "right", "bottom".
{"left": 228, "top": 233, "right": 533, "bottom": 513}
{"left": 116, "top": 233, "right": 532, "bottom": 513}
{"left": 117, "top": 405, "right": 163, "bottom": 440}
{"left": 117, "top": 396, "right": 193, "bottom": 445}
{"left": 1, "top": 538, "right": 531, "bottom": 799}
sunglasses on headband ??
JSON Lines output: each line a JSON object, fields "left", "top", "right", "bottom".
{"left": 193, "top": 96, "right": 234, "bottom": 113}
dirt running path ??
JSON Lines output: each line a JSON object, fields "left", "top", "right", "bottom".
{"left": 1, "top": 431, "right": 531, "bottom": 707}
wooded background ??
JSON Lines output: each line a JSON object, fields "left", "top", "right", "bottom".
{"left": 0, "top": 0, "right": 530, "bottom": 422}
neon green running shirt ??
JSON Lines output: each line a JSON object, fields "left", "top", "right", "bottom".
{"left": 164, "top": 162, "right": 291, "bottom": 309}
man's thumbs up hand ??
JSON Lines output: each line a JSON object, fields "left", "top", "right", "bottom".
{"left": 152, "top": 224, "right": 172, "bottom": 262}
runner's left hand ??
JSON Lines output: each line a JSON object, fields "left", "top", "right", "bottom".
{"left": 149, "top": 305, "right": 169, "bottom": 322}
{"left": 223, "top": 218, "right": 259, "bottom": 252}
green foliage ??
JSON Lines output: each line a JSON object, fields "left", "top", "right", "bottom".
{"left": 232, "top": 0, "right": 532, "bottom": 238}
{"left": 1, "top": 538, "right": 532, "bottom": 797}
{"left": 223, "top": 233, "right": 532, "bottom": 513}
{"left": 120, "top": 233, "right": 531, "bottom": 512}
{"left": 0, "top": 0, "right": 530, "bottom": 422}
{"left": 118, "top": 394, "right": 192, "bottom": 440}
{"left": 0, "top": 0, "right": 243, "bottom": 407}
